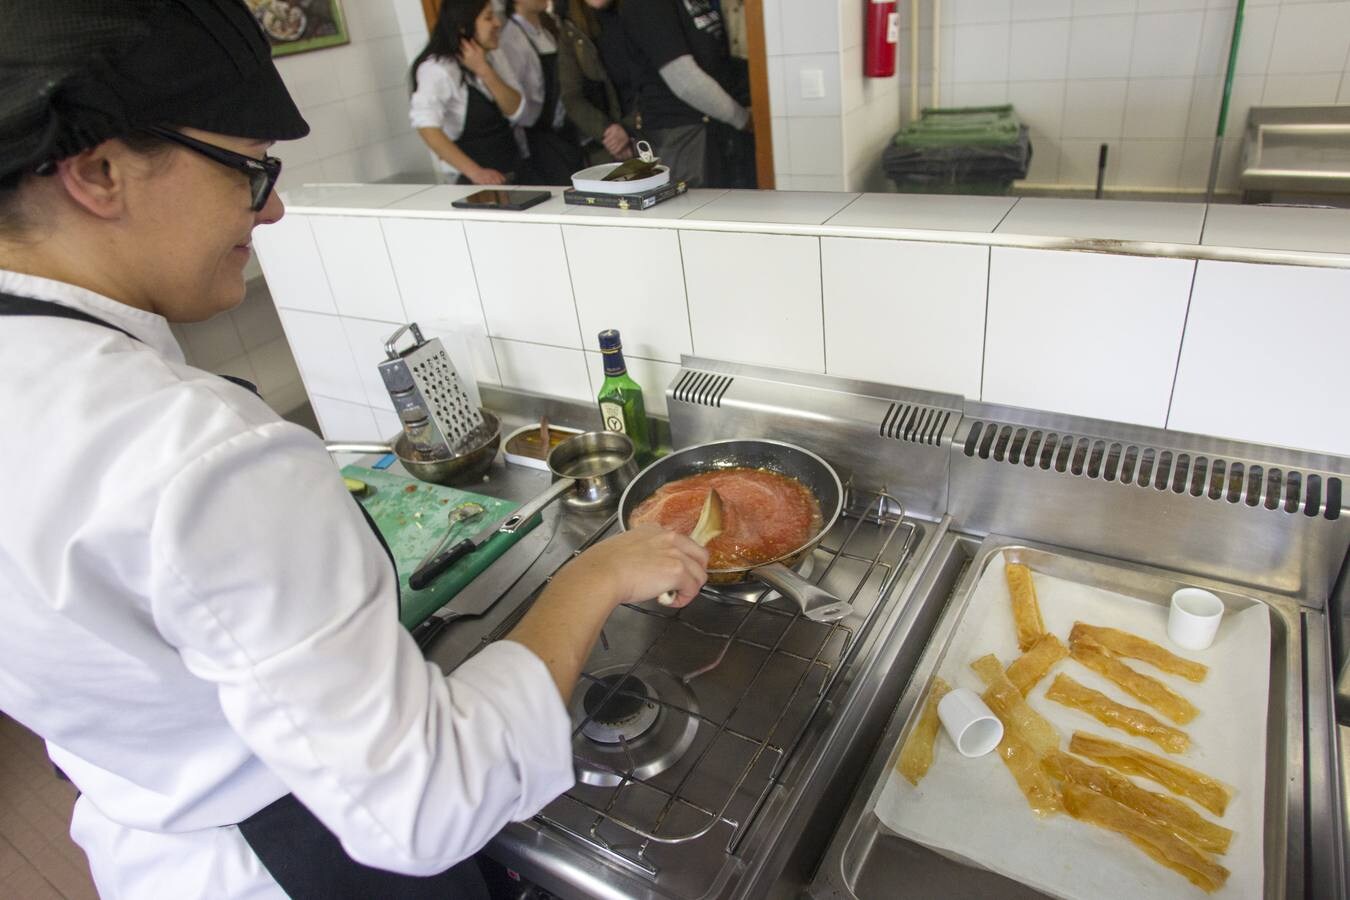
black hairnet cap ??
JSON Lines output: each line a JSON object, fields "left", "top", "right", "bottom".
{"left": 0, "top": 0, "right": 310, "bottom": 182}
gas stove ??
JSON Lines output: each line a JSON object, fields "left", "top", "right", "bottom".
{"left": 458, "top": 357, "right": 1350, "bottom": 900}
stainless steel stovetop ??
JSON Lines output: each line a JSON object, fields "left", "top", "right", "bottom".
{"left": 421, "top": 357, "right": 1350, "bottom": 900}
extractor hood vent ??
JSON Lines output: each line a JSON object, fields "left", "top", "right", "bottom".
{"left": 671, "top": 370, "right": 734, "bottom": 408}
{"left": 880, "top": 402, "right": 952, "bottom": 446}
{"left": 962, "top": 420, "right": 1342, "bottom": 520}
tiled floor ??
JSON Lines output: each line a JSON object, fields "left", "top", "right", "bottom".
{"left": 0, "top": 716, "right": 98, "bottom": 900}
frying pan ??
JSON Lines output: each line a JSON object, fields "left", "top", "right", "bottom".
{"left": 617, "top": 439, "right": 853, "bottom": 622}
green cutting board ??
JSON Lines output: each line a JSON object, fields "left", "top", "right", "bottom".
{"left": 342, "top": 466, "right": 539, "bottom": 630}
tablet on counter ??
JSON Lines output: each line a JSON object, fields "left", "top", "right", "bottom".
{"left": 451, "top": 189, "right": 551, "bottom": 211}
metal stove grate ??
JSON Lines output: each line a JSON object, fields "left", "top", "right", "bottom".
{"left": 535, "top": 488, "right": 919, "bottom": 876}
{"left": 962, "top": 420, "right": 1343, "bottom": 520}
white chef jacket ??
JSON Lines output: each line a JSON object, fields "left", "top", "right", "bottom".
{"left": 409, "top": 54, "right": 533, "bottom": 180}
{"left": 0, "top": 269, "right": 574, "bottom": 898}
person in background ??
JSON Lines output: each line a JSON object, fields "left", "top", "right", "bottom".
{"left": 410, "top": 0, "right": 533, "bottom": 185}
{"left": 722, "top": 0, "right": 748, "bottom": 61}
{"left": 0, "top": 0, "right": 710, "bottom": 896}
{"left": 619, "top": 0, "right": 755, "bottom": 188}
{"left": 496, "top": 0, "right": 586, "bottom": 183}
{"left": 558, "top": 0, "right": 636, "bottom": 164}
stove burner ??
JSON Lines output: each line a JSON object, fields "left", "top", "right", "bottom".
{"left": 580, "top": 675, "right": 659, "bottom": 744}
{"left": 570, "top": 666, "right": 700, "bottom": 787}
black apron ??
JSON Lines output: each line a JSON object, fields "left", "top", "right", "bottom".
{"left": 455, "top": 72, "right": 523, "bottom": 184}
{"left": 0, "top": 293, "right": 489, "bottom": 899}
{"left": 514, "top": 18, "right": 584, "bottom": 185}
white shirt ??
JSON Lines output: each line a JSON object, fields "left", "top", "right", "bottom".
{"left": 0, "top": 269, "right": 574, "bottom": 898}
{"left": 410, "top": 55, "right": 531, "bottom": 180}
{"left": 498, "top": 14, "right": 567, "bottom": 131}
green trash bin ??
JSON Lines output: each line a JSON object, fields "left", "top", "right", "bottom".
{"left": 882, "top": 105, "right": 1032, "bottom": 194}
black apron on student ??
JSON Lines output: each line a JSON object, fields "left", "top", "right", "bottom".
{"left": 0, "top": 293, "right": 490, "bottom": 900}
{"left": 456, "top": 78, "right": 524, "bottom": 185}
{"left": 513, "top": 18, "right": 584, "bottom": 185}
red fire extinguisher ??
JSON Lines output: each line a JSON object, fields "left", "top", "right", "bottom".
{"left": 865, "top": 0, "right": 900, "bottom": 78}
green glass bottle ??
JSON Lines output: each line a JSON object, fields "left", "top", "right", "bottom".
{"left": 596, "top": 329, "right": 651, "bottom": 463}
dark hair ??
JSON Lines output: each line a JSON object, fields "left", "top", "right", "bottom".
{"left": 410, "top": 0, "right": 491, "bottom": 91}
{"left": 0, "top": 131, "right": 170, "bottom": 238}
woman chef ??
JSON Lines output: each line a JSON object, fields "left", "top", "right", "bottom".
{"left": 0, "top": 2, "right": 708, "bottom": 898}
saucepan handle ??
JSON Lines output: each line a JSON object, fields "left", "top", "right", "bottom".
{"left": 750, "top": 562, "right": 854, "bottom": 623}
{"left": 325, "top": 442, "right": 395, "bottom": 456}
{"left": 498, "top": 478, "right": 575, "bottom": 534}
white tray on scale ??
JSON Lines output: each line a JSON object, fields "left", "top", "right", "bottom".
{"left": 570, "top": 162, "right": 671, "bottom": 195}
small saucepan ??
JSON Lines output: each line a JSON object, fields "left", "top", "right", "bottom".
{"left": 617, "top": 439, "right": 853, "bottom": 622}
{"left": 497, "top": 430, "right": 639, "bottom": 533}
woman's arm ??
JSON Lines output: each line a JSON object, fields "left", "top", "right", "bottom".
{"left": 461, "top": 37, "right": 527, "bottom": 123}
{"left": 415, "top": 126, "right": 505, "bottom": 185}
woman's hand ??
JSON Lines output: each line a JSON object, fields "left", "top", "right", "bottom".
{"left": 602, "top": 123, "right": 633, "bottom": 160}
{"left": 553, "top": 525, "right": 709, "bottom": 610}
{"left": 459, "top": 37, "right": 493, "bottom": 79}
{"left": 466, "top": 165, "right": 507, "bottom": 185}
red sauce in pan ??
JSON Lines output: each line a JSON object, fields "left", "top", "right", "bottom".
{"left": 629, "top": 467, "right": 822, "bottom": 569}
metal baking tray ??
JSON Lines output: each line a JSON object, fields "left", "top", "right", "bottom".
{"left": 808, "top": 533, "right": 1304, "bottom": 900}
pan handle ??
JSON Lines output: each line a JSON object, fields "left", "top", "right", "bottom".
{"left": 325, "top": 442, "right": 395, "bottom": 456}
{"left": 498, "top": 478, "right": 576, "bottom": 534}
{"left": 751, "top": 563, "right": 854, "bottom": 623}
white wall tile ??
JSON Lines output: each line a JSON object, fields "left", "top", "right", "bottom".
{"left": 309, "top": 216, "right": 405, "bottom": 322}
{"left": 1116, "top": 139, "right": 1185, "bottom": 187}
{"left": 983, "top": 248, "right": 1194, "bottom": 427}
{"left": 463, "top": 221, "right": 582, "bottom": 348}
{"left": 372, "top": 407, "right": 402, "bottom": 441}
{"left": 778, "top": 174, "right": 849, "bottom": 191}
{"left": 278, "top": 309, "right": 366, "bottom": 405}
{"left": 180, "top": 314, "right": 245, "bottom": 371}
{"left": 336, "top": 35, "right": 410, "bottom": 97}
{"left": 339, "top": 317, "right": 405, "bottom": 411}
{"left": 1010, "top": 19, "right": 1071, "bottom": 80}
{"left": 311, "top": 395, "right": 381, "bottom": 441}
{"left": 1123, "top": 78, "right": 1194, "bottom": 138}
{"left": 1009, "top": 80, "right": 1067, "bottom": 136}
{"left": 563, "top": 226, "right": 692, "bottom": 363}
{"left": 787, "top": 116, "right": 844, "bottom": 175}
{"left": 380, "top": 218, "right": 483, "bottom": 331}
{"left": 1061, "top": 79, "right": 1128, "bottom": 138}
{"left": 1129, "top": 11, "right": 1204, "bottom": 77}
{"left": 841, "top": 45, "right": 865, "bottom": 112}
{"left": 1262, "top": 73, "right": 1341, "bottom": 106}
{"left": 1024, "top": 134, "right": 1062, "bottom": 182}
{"left": 1340, "top": 71, "right": 1350, "bottom": 103}
{"left": 1234, "top": 5, "right": 1278, "bottom": 75}
{"left": 780, "top": 0, "right": 841, "bottom": 55}
{"left": 951, "top": 0, "right": 1013, "bottom": 24}
{"left": 840, "top": 0, "right": 865, "bottom": 49}
{"left": 299, "top": 100, "right": 358, "bottom": 157}
{"left": 1071, "top": 0, "right": 1136, "bottom": 14}
{"left": 253, "top": 215, "right": 336, "bottom": 314}
{"left": 681, "top": 231, "right": 825, "bottom": 373}
{"left": 1193, "top": 7, "right": 1235, "bottom": 77}
{"left": 1178, "top": 138, "right": 1218, "bottom": 191}
{"left": 232, "top": 288, "right": 286, "bottom": 351}
{"left": 953, "top": 82, "right": 1010, "bottom": 106}
{"left": 583, "top": 352, "right": 681, "bottom": 417}
{"left": 1170, "top": 262, "right": 1350, "bottom": 455}
{"left": 491, "top": 339, "right": 594, "bottom": 402}
{"left": 1058, "top": 138, "right": 1123, "bottom": 185}
{"left": 1188, "top": 75, "right": 1264, "bottom": 138}
{"left": 823, "top": 239, "right": 987, "bottom": 398}
{"left": 782, "top": 53, "right": 843, "bottom": 117}
{"left": 345, "top": 0, "right": 403, "bottom": 38}
{"left": 1266, "top": 1, "right": 1350, "bottom": 74}
{"left": 343, "top": 91, "right": 398, "bottom": 146}
{"left": 768, "top": 55, "right": 787, "bottom": 115}
{"left": 1013, "top": 0, "right": 1073, "bottom": 19}
{"left": 247, "top": 336, "right": 303, "bottom": 398}
{"left": 953, "top": 23, "right": 1012, "bottom": 82}
{"left": 1068, "top": 15, "right": 1135, "bottom": 79}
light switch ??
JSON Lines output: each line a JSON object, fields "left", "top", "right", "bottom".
{"left": 799, "top": 68, "right": 825, "bottom": 99}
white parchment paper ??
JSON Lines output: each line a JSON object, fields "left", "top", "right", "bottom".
{"left": 875, "top": 549, "right": 1271, "bottom": 900}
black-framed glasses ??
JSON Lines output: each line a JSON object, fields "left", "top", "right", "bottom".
{"left": 141, "top": 125, "right": 282, "bottom": 212}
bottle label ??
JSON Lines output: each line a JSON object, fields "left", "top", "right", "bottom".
{"left": 600, "top": 401, "right": 626, "bottom": 435}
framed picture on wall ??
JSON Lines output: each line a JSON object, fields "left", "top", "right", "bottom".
{"left": 246, "top": 0, "right": 349, "bottom": 57}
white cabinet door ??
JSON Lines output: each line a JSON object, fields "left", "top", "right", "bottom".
{"left": 822, "top": 238, "right": 987, "bottom": 398}
{"left": 984, "top": 247, "right": 1195, "bottom": 427}
{"left": 681, "top": 231, "right": 825, "bottom": 373}
{"left": 309, "top": 216, "right": 406, "bottom": 322}
{"left": 253, "top": 214, "right": 336, "bottom": 314}
{"left": 1169, "top": 261, "right": 1350, "bottom": 456}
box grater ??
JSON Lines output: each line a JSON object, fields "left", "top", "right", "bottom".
{"left": 377, "top": 323, "right": 485, "bottom": 458}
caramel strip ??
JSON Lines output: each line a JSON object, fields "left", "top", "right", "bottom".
{"left": 971, "top": 653, "right": 1063, "bottom": 815}
{"left": 896, "top": 677, "right": 952, "bottom": 785}
{"left": 1071, "top": 622, "right": 1208, "bottom": 682}
{"left": 1069, "top": 632, "right": 1198, "bottom": 725}
{"left": 1005, "top": 563, "right": 1046, "bottom": 651}
{"left": 1062, "top": 783, "right": 1230, "bottom": 892}
{"left": 971, "top": 654, "right": 1060, "bottom": 757}
{"left": 1043, "top": 751, "right": 1232, "bottom": 854}
{"left": 1006, "top": 633, "right": 1069, "bottom": 696}
{"left": 1070, "top": 732, "right": 1234, "bottom": 817}
{"left": 1046, "top": 674, "right": 1189, "bottom": 754}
